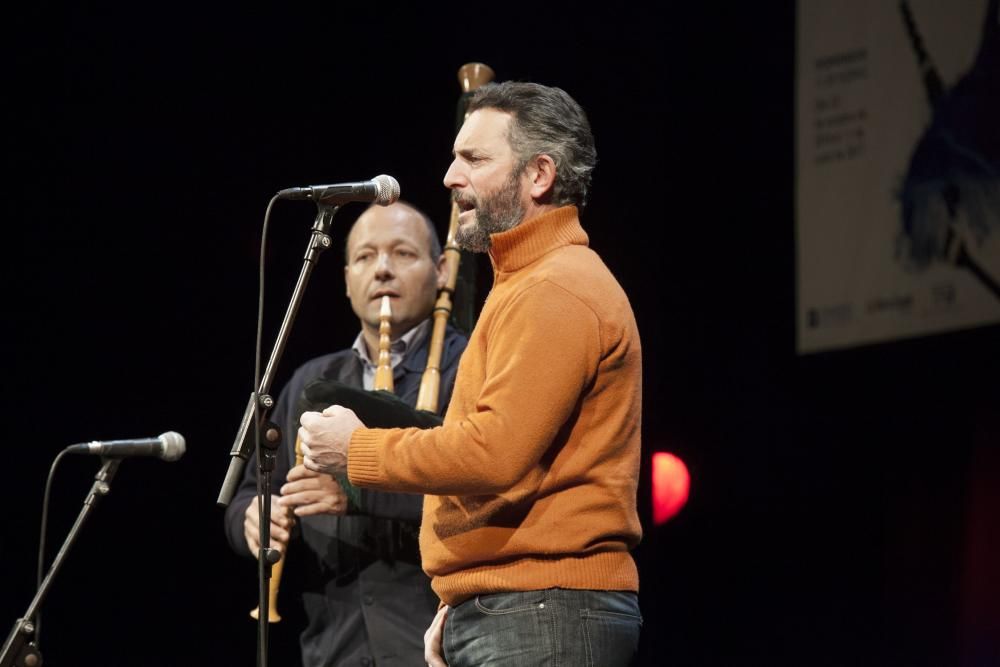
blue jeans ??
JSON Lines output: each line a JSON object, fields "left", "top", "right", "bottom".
{"left": 443, "top": 589, "right": 642, "bottom": 666}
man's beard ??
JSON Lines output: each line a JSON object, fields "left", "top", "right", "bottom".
{"left": 455, "top": 168, "right": 525, "bottom": 253}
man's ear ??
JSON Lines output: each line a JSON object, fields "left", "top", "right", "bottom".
{"left": 527, "top": 154, "right": 557, "bottom": 201}
{"left": 344, "top": 265, "right": 351, "bottom": 298}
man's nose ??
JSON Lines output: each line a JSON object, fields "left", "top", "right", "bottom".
{"left": 374, "top": 252, "right": 394, "bottom": 278}
{"left": 443, "top": 159, "right": 465, "bottom": 189}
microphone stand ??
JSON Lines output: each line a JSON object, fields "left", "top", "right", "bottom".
{"left": 0, "top": 458, "right": 122, "bottom": 667}
{"left": 215, "top": 203, "right": 341, "bottom": 667}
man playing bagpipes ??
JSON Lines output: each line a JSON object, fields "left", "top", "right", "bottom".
{"left": 299, "top": 82, "right": 644, "bottom": 667}
{"left": 224, "top": 201, "right": 468, "bottom": 666}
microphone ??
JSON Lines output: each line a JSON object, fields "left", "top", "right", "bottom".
{"left": 276, "top": 174, "right": 400, "bottom": 206}
{"left": 67, "top": 431, "right": 186, "bottom": 462}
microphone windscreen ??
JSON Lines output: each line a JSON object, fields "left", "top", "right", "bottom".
{"left": 159, "top": 431, "right": 187, "bottom": 461}
{"left": 372, "top": 174, "right": 401, "bottom": 206}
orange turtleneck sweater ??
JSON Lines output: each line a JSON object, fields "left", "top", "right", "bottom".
{"left": 348, "top": 205, "right": 643, "bottom": 605}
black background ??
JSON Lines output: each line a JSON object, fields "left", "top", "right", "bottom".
{"left": 4, "top": 4, "right": 998, "bottom": 666}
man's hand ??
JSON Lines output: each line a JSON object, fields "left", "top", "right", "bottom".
{"left": 242, "top": 495, "right": 292, "bottom": 558}
{"left": 299, "top": 405, "right": 364, "bottom": 476}
{"left": 424, "top": 604, "right": 449, "bottom": 667}
{"left": 278, "top": 464, "right": 349, "bottom": 517}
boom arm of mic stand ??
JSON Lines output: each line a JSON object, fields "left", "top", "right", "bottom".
{"left": 0, "top": 458, "right": 122, "bottom": 667}
{"left": 216, "top": 203, "right": 340, "bottom": 508}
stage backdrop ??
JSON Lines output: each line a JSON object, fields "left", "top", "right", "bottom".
{"left": 796, "top": 0, "right": 1000, "bottom": 353}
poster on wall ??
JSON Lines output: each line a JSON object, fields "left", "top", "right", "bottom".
{"left": 796, "top": 0, "right": 999, "bottom": 354}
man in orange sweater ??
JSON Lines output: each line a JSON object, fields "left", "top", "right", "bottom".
{"left": 299, "top": 81, "right": 643, "bottom": 666}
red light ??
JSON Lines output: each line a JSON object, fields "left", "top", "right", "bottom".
{"left": 652, "top": 452, "right": 690, "bottom": 525}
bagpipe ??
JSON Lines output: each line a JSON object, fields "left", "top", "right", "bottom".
{"left": 252, "top": 62, "right": 496, "bottom": 623}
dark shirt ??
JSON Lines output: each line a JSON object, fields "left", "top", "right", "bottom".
{"left": 224, "top": 323, "right": 467, "bottom": 667}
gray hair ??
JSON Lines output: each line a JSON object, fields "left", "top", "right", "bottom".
{"left": 467, "top": 81, "right": 597, "bottom": 209}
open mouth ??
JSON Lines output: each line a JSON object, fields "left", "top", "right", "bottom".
{"left": 455, "top": 197, "right": 476, "bottom": 213}
{"left": 370, "top": 289, "right": 400, "bottom": 300}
